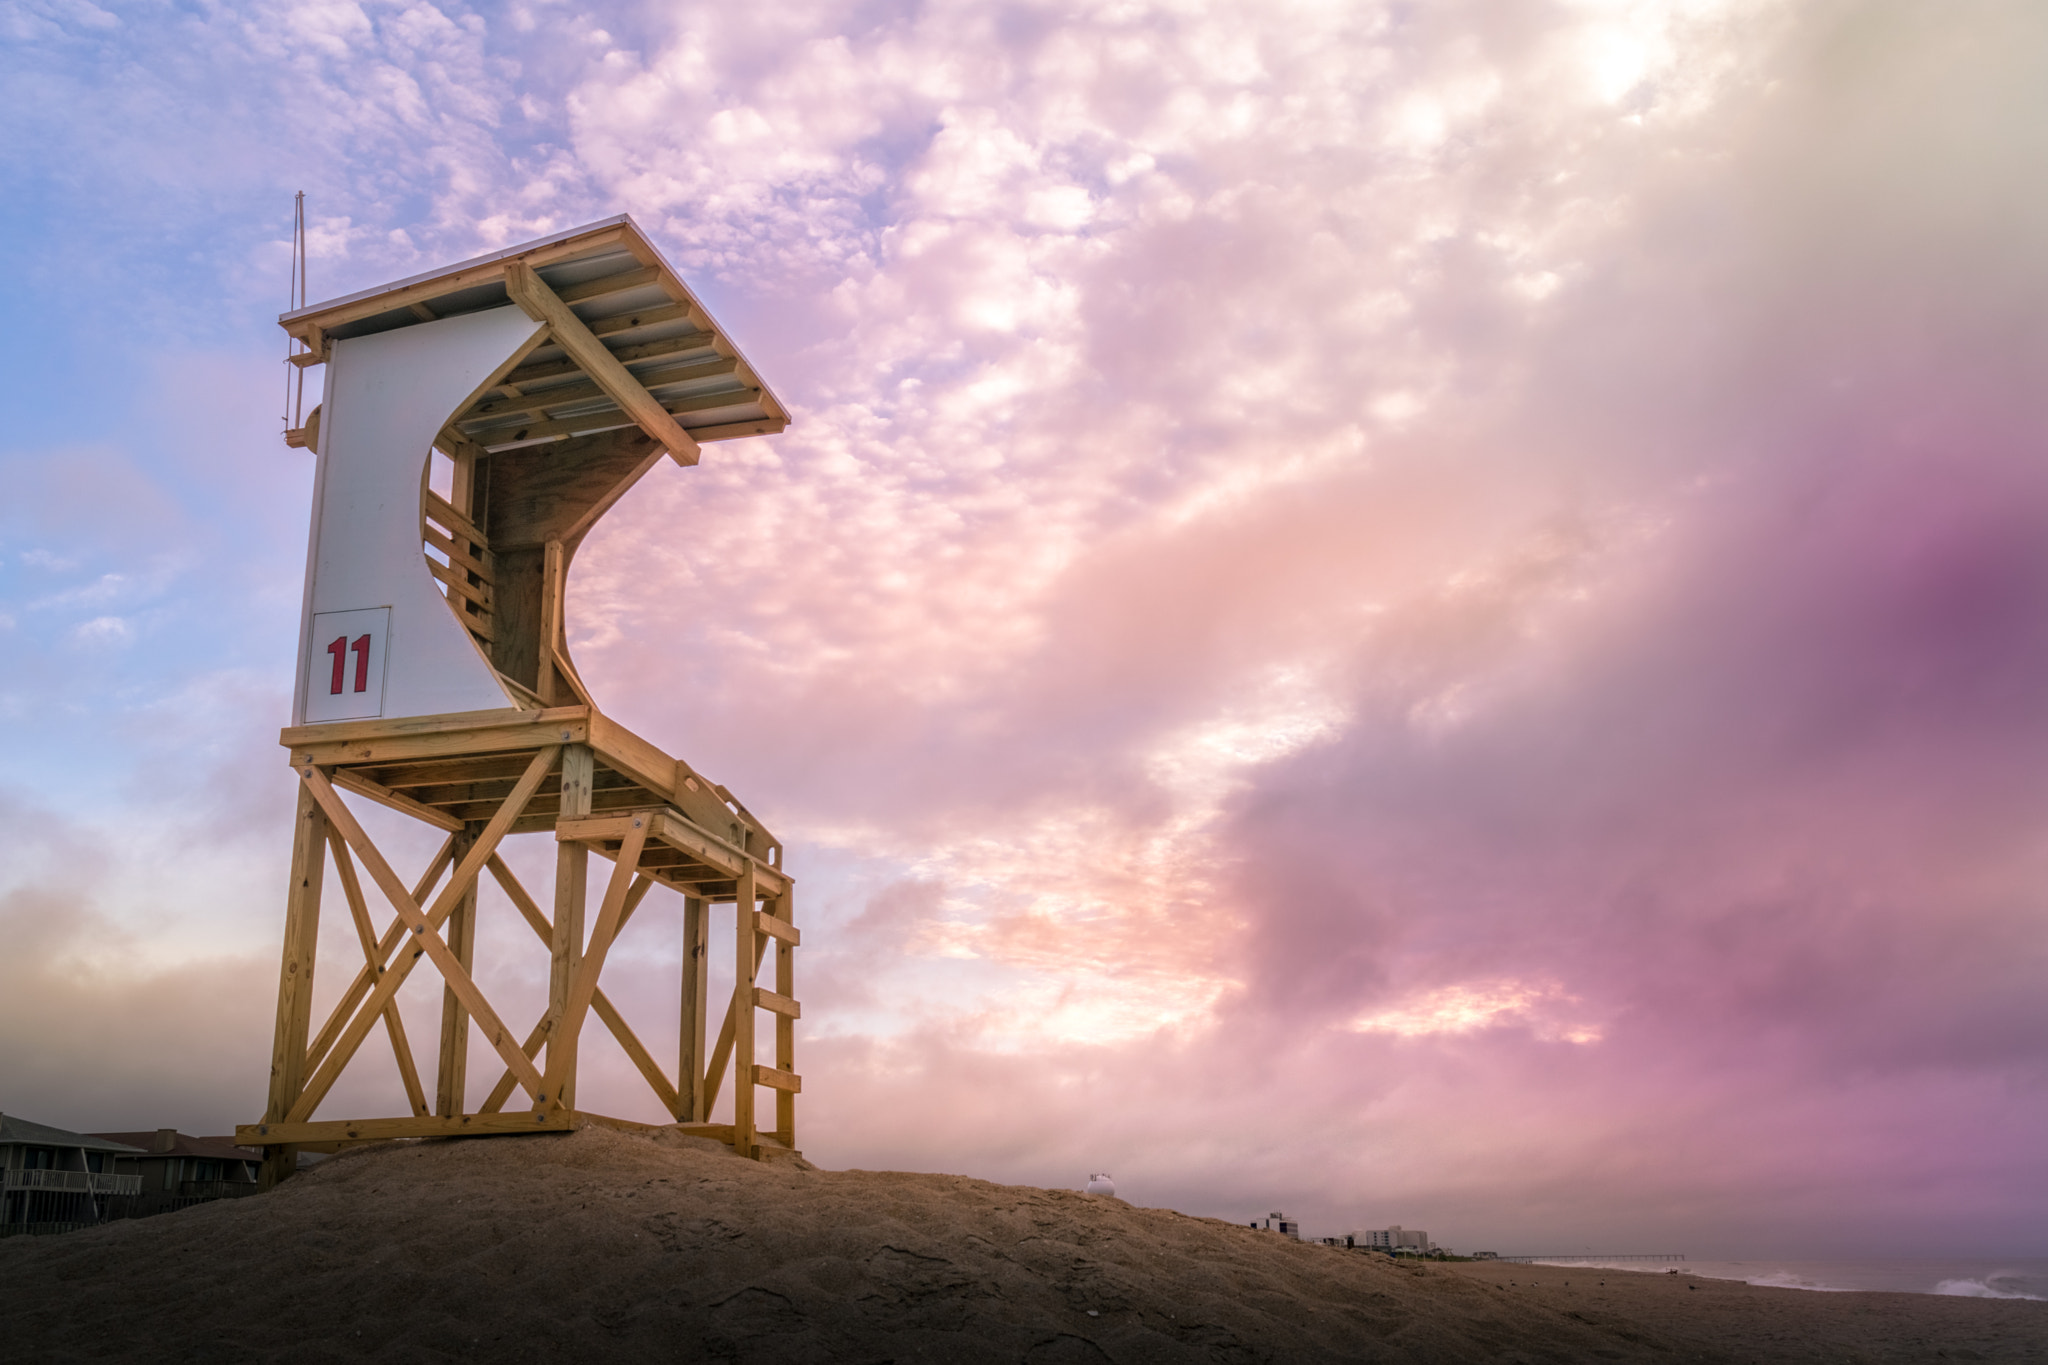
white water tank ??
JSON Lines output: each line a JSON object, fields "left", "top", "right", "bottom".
{"left": 1085, "top": 1173, "right": 1116, "bottom": 1196}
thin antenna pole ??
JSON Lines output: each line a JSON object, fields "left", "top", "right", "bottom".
{"left": 292, "top": 191, "right": 307, "bottom": 431}
{"left": 283, "top": 193, "right": 296, "bottom": 430}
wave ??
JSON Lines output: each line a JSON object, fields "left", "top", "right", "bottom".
{"left": 1531, "top": 1260, "right": 2048, "bottom": 1299}
{"left": 1738, "top": 1269, "right": 2046, "bottom": 1299}
{"left": 1741, "top": 1271, "right": 1857, "bottom": 1293}
{"left": 1932, "top": 1276, "right": 2046, "bottom": 1301}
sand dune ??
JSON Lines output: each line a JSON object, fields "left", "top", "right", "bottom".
{"left": 1, "top": 1126, "right": 2040, "bottom": 1362}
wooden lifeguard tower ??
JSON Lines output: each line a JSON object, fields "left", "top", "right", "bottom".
{"left": 236, "top": 216, "right": 801, "bottom": 1183}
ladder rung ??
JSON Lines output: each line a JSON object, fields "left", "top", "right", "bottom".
{"left": 753, "top": 911, "right": 799, "bottom": 946}
{"left": 751, "top": 1065, "right": 801, "bottom": 1093}
{"left": 753, "top": 987, "right": 800, "bottom": 1019}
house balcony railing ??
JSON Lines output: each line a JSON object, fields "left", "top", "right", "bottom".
{"left": 2, "top": 1169, "right": 142, "bottom": 1196}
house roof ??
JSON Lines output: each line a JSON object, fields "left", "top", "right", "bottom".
{"left": 89, "top": 1132, "right": 262, "bottom": 1162}
{"left": 279, "top": 214, "right": 788, "bottom": 455}
{"left": 0, "top": 1113, "right": 147, "bottom": 1155}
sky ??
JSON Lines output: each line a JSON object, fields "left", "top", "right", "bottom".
{"left": 3, "top": 0, "right": 2048, "bottom": 1258}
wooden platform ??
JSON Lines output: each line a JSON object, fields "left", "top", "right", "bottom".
{"left": 284, "top": 704, "right": 782, "bottom": 899}
{"left": 250, "top": 706, "right": 799, "bottom": 1180}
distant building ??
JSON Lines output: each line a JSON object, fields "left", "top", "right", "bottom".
{"left": 1, "top": 1113, "right": 144, "bottom": 1237}
{"left": 1252, "top": 1211, "right": 1301, "bottom": 1239}
{"left": 1471, "top": 1251, "right": 1499, "bottom": 1260}
{"left": 89, "top": 1130, "right": 262, "bottom": 1218}
{"left": 2, "top": 1117, "right": 269, "bottom": 1237}
{"left": 1358, "top": 1225, "right": 1435, "bottom": 1253}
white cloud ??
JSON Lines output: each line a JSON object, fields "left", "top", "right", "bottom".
{"left": 69, "top": 614, "right": 132, "bottom": 645}
{"left": 1350, "top": 980, "right": 1603, "bottom": 1044}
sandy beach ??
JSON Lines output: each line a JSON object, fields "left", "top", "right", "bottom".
{"left": 0, "top": 1125, "right": 2040, "bottom": 1363}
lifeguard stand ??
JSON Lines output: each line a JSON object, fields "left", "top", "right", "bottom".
{"left": 235, "top": 217, "right": 801, "bottom": 1183}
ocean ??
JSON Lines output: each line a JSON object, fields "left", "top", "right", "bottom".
{"left": 1528, "top": 1258, "right": 2048, "bottom": 1300}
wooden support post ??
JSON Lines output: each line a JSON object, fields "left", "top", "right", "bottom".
{"left": 680, "top": 894, "right": 707, "bottom": 1122}
{"left": 701, "top": 927, "right": 770, "bottom": 1113}
{"left": 263, "top": 784, "right": 326, "bottom": 1188}
{"left": 436, "top": 824, "right": 480, "bottom": 1117}
{"left": 732, "top": 863, "right": 758, "bottom": 1158}
{"left": 537, "top": 539, "right": 566, "bottom": 705}
{"left": 772, "top": 886, "right": 796, "bottom": 1150}
{"left": 550, "top": 744, "right": 593, "bottom": 1110}
{"left": 450, "top": 442, "right": 478, "bottom": 524}
{"left": 543, "top": 815, "right": 650, "bottom": 1102}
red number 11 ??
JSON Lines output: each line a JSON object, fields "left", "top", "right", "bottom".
{"left": 325, "top": 634, "right": 373, "bottom": 694}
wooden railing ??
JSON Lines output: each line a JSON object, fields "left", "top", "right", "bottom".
{"left": 424, "top": 490, "right": 496, "bottom": 645}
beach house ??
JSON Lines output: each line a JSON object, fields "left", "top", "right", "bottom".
{"left": 0, "top": 1114, "right": 144, "bottom": 1236}
{"left": 88, "top": 1130, "right": 262, "bottom": 1217}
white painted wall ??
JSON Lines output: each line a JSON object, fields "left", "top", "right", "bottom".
{"left": 292, "top": 305, "right": 544, "bottom": 726}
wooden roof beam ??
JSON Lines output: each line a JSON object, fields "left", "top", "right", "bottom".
{"left": 285, "top": 325, "right": 330, "bottom": 364}
{"left": 553, "top": 265, "right": 661, "bottom": 305}
{"left": 684, "top": 417, "right": 788, "bottom": 442}
{"left": 435, "top": 426, "right": 490, "bottom": 465}
{"left": 586, "top": 301, "right": 692, "bottom": 339}
{"left": 503, "top": 261, "right": 701, "bottom": 468}
{"left": 459, "top": 386, "right": 759, "bottom": 450}
{"left": 463, "top": 357, "right": 740, "bottom": 423}
{"left": 498, "top": 332, "right": 724, "bottom": 392}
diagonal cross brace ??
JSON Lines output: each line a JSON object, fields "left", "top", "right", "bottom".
{"left": 296, "top": 760, "right": 549, "bottom": 1117}
{"left": 288, "top": 747, "right": 559, "bottom": 1120}
{"left": 542, "top": 814, "right": 652, "bottom": 1101}
{"left": 590, "top": 991, "right": 681, "bottom": 1117}
{"left": 325, "top": 829, "right": 430, "bottom": 1117}
{"left": 701, "top": 931, "right": 771, "bottom": 1110}
{"left": 478, "top": 854, "right": 675, "bottom": 1116}
{"left": 304, "top": 831, "right": 457, "bottom": 1076}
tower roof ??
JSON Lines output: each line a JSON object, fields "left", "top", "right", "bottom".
{"left": 281, "top": 214, "right": 787, "bottom": 455}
